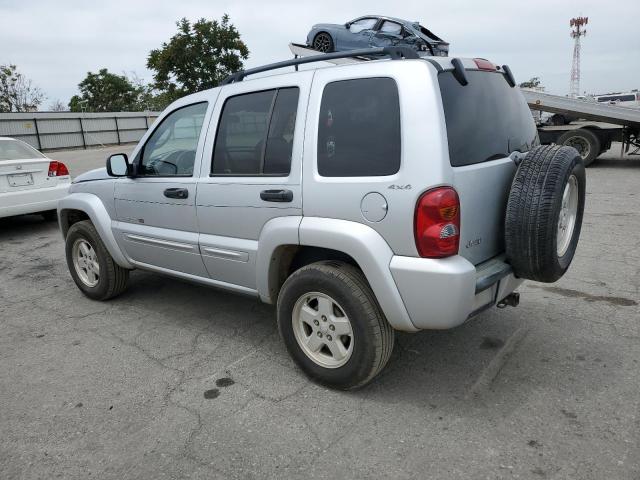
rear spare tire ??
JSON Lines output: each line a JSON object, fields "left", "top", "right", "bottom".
{"left": 505, "top": 145, "right": 585, "bottom": 283}
{"left": 557, "top": 129, "right": 600, "bottom": 166}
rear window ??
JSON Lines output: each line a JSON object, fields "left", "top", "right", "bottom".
{"left": 317, "top": 77, "right": 401, "bottom": 177}
{"left": 0, "top": 139, "right": 45, "bottom": 161}
{"left": 439, "top": 70, "right": 538, "bottom": 167}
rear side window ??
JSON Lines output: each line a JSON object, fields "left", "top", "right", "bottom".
{"left": 212, "top": 88, "right": 299, "bottom": 176}
{"left": 439, "top": 70, "right": 538, "bottom": 167}
{"left": 317, "top": 78, "right": 401, "bottom": 177}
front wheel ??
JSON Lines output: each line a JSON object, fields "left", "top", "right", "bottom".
{"left": 65, "top": 220, "right": 129, "bottom": 300}
{"left": 312, "top": 32, "right": 334, "bottom": 53}
{"left": 277, "top": 261, "right": 394, "bottom": 390}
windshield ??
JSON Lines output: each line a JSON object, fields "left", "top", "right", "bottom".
{"left": 0, "top": 139, "right": 45, "bottom": 161}
{"left": 438, "top": 70, "right": 538, "bottom": 167}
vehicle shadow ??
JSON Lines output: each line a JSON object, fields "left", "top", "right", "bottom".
{"left": 0, "top": 214, "right": 59, "bottom": 240}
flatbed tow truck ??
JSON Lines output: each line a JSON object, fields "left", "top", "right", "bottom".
{"left": 523, "top": 90, "right": 640, "bottom": 165}
{"left": 289, "top": 43, "right": 640, "bottom": 166}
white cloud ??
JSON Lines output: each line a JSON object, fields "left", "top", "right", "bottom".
{"left": 1, "top": 0, "right": 638, "bottom": 105}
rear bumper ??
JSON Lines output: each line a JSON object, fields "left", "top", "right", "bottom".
{"left": 0, "top": 182, "right": 70, "bottom": 218}
{"left": 389, "top": 254, "right": 523, "bottom": 330}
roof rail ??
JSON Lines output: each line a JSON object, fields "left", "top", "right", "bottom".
{"left": 221, "top": 46, "right": 420, "bottom": 85}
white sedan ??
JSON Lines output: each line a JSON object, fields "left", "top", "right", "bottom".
{"left": 0, "top": 137, "right": 71, "bottom": 220}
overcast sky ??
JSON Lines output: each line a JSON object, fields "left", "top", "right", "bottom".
{"left": 2, "top": 0, "right": 639, "bottom": 109}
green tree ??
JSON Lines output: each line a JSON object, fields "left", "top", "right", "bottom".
{"left": 0, "top": 64, "right": 45, "bottom": 112}
{"left": 147, "top": 15, "right": 249, "bottom": 103}
{"left": 69, "top": 69, "right": 142, "bottom": 112}
{"left": 519, "top": 77, "right": 543, "bottom": 89}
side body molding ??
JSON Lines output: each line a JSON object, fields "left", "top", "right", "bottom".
{"left": 298, "top": 217, "right": 418, "bottom": 332}
{"left": 58, "top": 192, "right": 133, "bottom": 269}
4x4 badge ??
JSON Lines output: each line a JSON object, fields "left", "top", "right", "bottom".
{"left": 388, "top": 184, "right": 411, "bottom": 190}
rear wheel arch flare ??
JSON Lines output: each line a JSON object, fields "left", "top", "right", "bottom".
{"left": 268, "top": 245, "right": 362, "bottom": 301}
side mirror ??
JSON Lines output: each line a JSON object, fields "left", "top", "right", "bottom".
{"left": 106, "top": 153, "right": 131, "bottom": 177}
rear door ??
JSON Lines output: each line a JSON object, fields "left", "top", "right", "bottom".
{"left": 439, "top": 66, "right": 539, "bottom": 265}
{"left": 112, "top": 99, "right": 213, "bottom": 276}
{"left": 196, "top": 71, "right": 311, "bottom": 290}
{"left": 370, "top": 20, "right": 404, "bottom": 48}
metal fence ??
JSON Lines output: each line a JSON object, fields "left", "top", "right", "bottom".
{"left": 0, "top": 112, "right": 161, "bottom": 151}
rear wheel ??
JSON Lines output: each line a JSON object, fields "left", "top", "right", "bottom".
{"left": 313, "top": 32, "right": 334, "bottom": 53}
{"left": 65, "top": 220, "right": 129, "bottom": 300}
{"left": 557, "top": 129, "right": 600, "bottom": 166}
{"left": 277, "top": 261, "right": 394, "bottom": 390}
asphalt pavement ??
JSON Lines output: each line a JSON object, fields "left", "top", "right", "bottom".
{"left": 1, "top": 144, "right": 639, "bottom": 479}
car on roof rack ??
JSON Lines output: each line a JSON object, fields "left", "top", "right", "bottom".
{"left": 307, "top": 15, "right": 448, "bottom": 56}
{"left": 59, "top": 49, "right": 585, "bottom": 390}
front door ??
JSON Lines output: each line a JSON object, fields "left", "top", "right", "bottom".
{"left": 343, "top": 17, "right": 378, "bottom": 49}
{"left": 195, "top": 71, "right": 311, "bottom": 290}
{"left": 113, "top": 100, "right": 211, "bottom": 277}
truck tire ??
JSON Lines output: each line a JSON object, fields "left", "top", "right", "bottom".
{"left": 557, "top": 129, "right": 600, "bottom": 166}
{"left": 505, "top": 145, "right": 585, "bottom": 283}
{"left": 277, "top": 260, "right": 394, "bottom": 390}
{"left": 65, "top": 220, "right": 129, "bottom": 300}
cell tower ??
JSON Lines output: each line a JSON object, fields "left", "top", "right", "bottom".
{"left": 569, "top": 16, "right": 588, "bottom": 98}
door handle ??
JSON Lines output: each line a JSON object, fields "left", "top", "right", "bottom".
{"left": 163, "top": 187, "right": 189, "bottom": 199}
{"left": 260, "top": 189, "right": 293, "bottom": 202}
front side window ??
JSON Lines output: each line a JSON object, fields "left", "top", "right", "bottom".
{"left": 317, "top": 78, "right": 401, "bottom": 177}
{"left": 212, "top": 88, "right": 299, "bottom": 176}
{"left": 349, "top": 18, "right": 378, "bottom": 33}
{"left": 139, "top": 102, "right": 208, "bottom": 176}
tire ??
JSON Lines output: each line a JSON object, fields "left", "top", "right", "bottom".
{"left": 277, "top": 260, "right": 394, "bottom": 390}
{"left": 312, "top": 32, "right": 334, "bottom": 53}
{"left": 41, "top": 210, "right": 57, "bottom": 221}
{"left": 65, "top": 220, "right": 129, "bottom": 300}
{"left": 557, "top": 129, "right": 600, "bottom": 166}
{"left": 505, "top": 145, "right": 586, "bottom": 283}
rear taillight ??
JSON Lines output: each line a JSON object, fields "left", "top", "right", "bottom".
{"left": 414, "top": 187, "right": 460, "bottom": 258}
{"left": 48, "top": 161, "right": 69, "bottom": 177}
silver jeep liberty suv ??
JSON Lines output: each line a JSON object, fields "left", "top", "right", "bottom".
{"left": 59, "top": 47, "right": 585, "bottom": 389}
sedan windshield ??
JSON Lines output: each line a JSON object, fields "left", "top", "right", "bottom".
{"left": 0, "top": 139, "right": 45, "bottom": 161}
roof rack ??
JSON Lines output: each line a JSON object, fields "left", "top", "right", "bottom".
{"left": 221, "top": 46, "right": 420, "bottom": 85}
